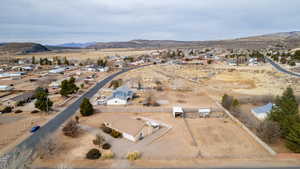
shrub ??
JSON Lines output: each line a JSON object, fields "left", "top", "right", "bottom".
{"left": 101, "top": 125, "right": 112, "bottom": 134}
{"left": 75, "top": 116, "right": 79, "bottom": 123}
{"left": 102, "top": 143, "right": 111, "bottom": 150}
{"left": 86, "top": 149, "right": 101, "bottom": 160}
{"left": 126, "top": 151, "right": 141, "bottom": 161}
{"left": 14, "top": 110, "right": 23, "bottom": 114}
{"left": 111, "top": 129, "right": 122, "bottom": 138}
{"left": 37, "top": 136, "right": 61, "bottom": 159}
{"left": 1, "top": 106, "right": 12, "bottom": 113}
{"left": 93, "top": 135, "right": 105, "bottom": 147}
{"left": 16, "top": 101, "right": 25, "bottom": 107}
{"left": 221, "top": 94, "right": 233, "bottom": 110}
{"left": 31, "top": 110, "right": 39, "bottom": 114}
{"left": 109, "top": 79, "right": 123, "bottom": 89}
{"left": 101, "top": 150, "right": 114, "bottom": 159}
{"left": 62, "top": 120, "right": 80, "bottom": 137}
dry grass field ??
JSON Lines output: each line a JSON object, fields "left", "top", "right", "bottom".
{"left": 14, "top": 48, "right": 156, "bottom": 60}
{"left": 33, "top": 112, "right": 271, "bottom": 168}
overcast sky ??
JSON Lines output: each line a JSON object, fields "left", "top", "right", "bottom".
{"left": 0, "top": 0, "right": 300, "bottom": 44}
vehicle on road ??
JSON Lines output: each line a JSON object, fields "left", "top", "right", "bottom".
{"left": 30, "top": 126, "right": 40, "bottom": 133}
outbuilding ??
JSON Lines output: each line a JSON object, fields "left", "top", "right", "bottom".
{"left": 198, "top": 108, "right": 211, "bottom": 117}
{"left": 172, "top": 106, "right": 184, "bottom": 118}
{"left": 0, "top": 85, "right": 13, "bottom": 91}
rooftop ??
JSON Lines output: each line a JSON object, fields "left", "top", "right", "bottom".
{"left": 105, "top": 115, "right": 145, "bottom": 136}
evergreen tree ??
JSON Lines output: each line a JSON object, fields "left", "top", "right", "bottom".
{"left": 80, "top": 98, "right": 94, "bottom": 116}
{"left": 268, "top": 87, "right": 300, "bottom": 152}
{"left": 32, "top": 56, "right": 36, "bottom": 64}
{"left": 285, "top": 123, "right": 300, "bottom": 153}
{"left": 35, "top": 87, "right": 53, "bottom": 112}
{"left": 269, "top": 87, "right": 299, "bottom": 136}
{"left": 97, "top": 59, "right": 107, "bottom": 67}
{"left": 60, "top": 77, "right": 79, "bottom": 97}
{"left": 57, "top": 58, "right": 62, "bottom": 65}
{"left": 64, "top": 57, "right": 69, "bottom": 65}
{"left": 275, "top": 87, "right": 298, "bottom": 116}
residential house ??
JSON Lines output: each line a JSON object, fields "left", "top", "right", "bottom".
{"left": 49, "top": 67, "right": 65, "bottom": 74}
{"left": 0, "top": 85, "right": 13, "bottom": 91}
{"left": 104, "top": 116, "right": 160, "bottom": 142}
{"left": 106, "top": 86, "right": 134, "bottom": 105}
{"left": 251, "top": 103, "right": 273, "bottom": 120}
{"left": 0, "top": 72, "right": 25, "bottom": 78}
{"left": 6, "top": 91, "right": 35, "bottom": 106}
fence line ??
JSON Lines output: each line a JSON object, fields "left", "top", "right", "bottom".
{"left": 95, "top": 106, "right": 222, "bottom": 114}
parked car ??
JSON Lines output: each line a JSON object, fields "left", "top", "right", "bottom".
{"left": 30, "top": 126, "right": 40, "bottom": 133}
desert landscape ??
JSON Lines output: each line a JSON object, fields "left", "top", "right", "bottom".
{"left": 1, "top": 1, "right": 300, "bottom": 168}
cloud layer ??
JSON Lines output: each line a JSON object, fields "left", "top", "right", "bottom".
{"left": 0, "top": 0, "right": 300, "bottom": 44}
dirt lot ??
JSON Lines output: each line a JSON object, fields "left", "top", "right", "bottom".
{"left": 16, "top": 48, "right": 155, "bottom": 60}
{"left": 33, "top": 112, "right": 271, "bottom": 168}
{"left": 0, "top": 109, "right": 57, "bottom": 154}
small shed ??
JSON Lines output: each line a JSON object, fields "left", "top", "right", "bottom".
{"left": 198, "top": 108, "right": 211, "bottom": 117}
{"left": 0, "top": 85, "right": 13, "bottom": 91}
{"left": 172, "top": 106, "right": 184, "bottom": 118}
{"left": 251, "top": 103, "right": 273, "bottom": 120}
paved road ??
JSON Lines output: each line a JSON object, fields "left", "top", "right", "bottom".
{"left": 36, "top": 167, "right": 300, "bottom": 169}
{"left": 0, "top": 67, "right": 139, "bottom": 168}
{"left": 265, "top": 57, "right": 300, "bottom": 78}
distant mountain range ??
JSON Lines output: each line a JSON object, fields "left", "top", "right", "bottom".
{"left": 0, "top": 43, "right": 49, "bottom": 55}
{"left": 52, "top": 42, "right": 97, "bottom": 48}
{"left": 0, "top": 31, "right": 300, "bottom": 55}
{"left": 73, "top": 31, "right": 300, "bottom": 49}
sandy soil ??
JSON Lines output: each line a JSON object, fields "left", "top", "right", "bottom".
{"left": 33, "top": 111, "right": 271, "bottom": 168}
{"left": 0, "top": 111, "right": 57, "bottom": 154}
{"left": 16, "top": 48, "right": 155, "bottom": 60}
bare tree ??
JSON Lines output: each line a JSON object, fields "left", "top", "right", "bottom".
{"left": 36, "top": 135, "right": 61, "bottom": 159}
{"left": 257, "top": 120, "right": 281, "bottom": 144}
{"left": 62, "top": 120, "right": 80, "bottom": 137}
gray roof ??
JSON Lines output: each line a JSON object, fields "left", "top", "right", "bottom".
{"left": 10, "top": 91, "right": 35, "bottom": 102}
{"left": 252, "top": 103, "right": 273, "bottom": 114}
{"left": 109, "top": 86, "right": 134, "bottom": 100}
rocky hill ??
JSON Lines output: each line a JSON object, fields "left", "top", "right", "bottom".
{"left": 87, "top": 31, "right": 300, "bottom": 49}
{"left": 0, "top": 43, "right": 49, "bottom": 55}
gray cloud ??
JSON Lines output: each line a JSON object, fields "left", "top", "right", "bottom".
{"left": 0, "top": 0, "right": 300, "bottom": 44}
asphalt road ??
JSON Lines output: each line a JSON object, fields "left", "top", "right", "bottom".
{"left": 265, "top": 57, "right": 300, "bottom": 78}
{"left": 36, "top": 167, "right": 300, "bottom": 169}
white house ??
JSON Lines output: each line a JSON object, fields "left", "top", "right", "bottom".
{"left": 49, "top": 67, "right": 65, "bottom": 74}
{"left": 198, "top": 108, "right": 211, "bottom": 117}
{"left": 0, "top": 72, "right": 24, "bottom": 78}
{"left": 172, "top": 106, "right": 184, "bottom": 118}
{"left": 0, "top": 85, "right": 13, "bottom": 91}
{"left": 106, "top": 86, "right": 134, "bottom": 105}
{"left": 251, "top": 103, "right": 273, "bottom": 120}
{"left": 97, "top": 67, "right": 109, "bottom": 72}
{"left": 49, "top": 81, "right": 61, "bottom": 89}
